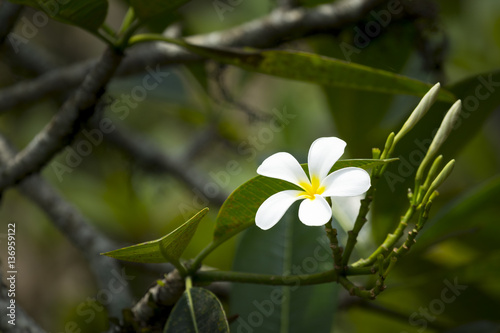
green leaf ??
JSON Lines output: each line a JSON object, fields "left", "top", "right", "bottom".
{"left": 167, "top": 41, "right": 455, "bottom": 102}
{"left": 230, "top": 205, "right": 338, "bottom": 333}
{"left": 8, "top": 0, "right": 108, "bottom": 32}
{"left": 312, "top": 22, "right": 418, "bottom": 155}
{"left": 213, "top": 159, "right": 397, "bottom": 243}
{"left": 164, "top": 287, "right": 229, "bottom": 333}
{"left": 126, "top": 0, "right": 193, "bottom": 20}
{"left": 102, "top": 207, "right": 208, "bottom": 264}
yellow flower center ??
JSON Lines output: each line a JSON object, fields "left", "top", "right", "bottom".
{"left": 298, "top": 176, "right": 325, "bottom": 200}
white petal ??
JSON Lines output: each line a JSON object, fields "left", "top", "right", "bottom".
{"left": 330, "top": 196, "right": 357, "bottom": 232}
{"left": 298, "top": 195, "right": 332, "bottom": 226}
{"left": 257, "top": 152, "right": 309, "bottom": 186}
{"left": 308, "top": 137, "right": 346, "bottom": 181}
{"left": 322, "top": 167, "right": 371, "bottom": 197}
{"left": 331, "top": 196, "right": 373, "bottom": 257}
{"left": 255, "top": 190, "right": 303, "bottom": 230}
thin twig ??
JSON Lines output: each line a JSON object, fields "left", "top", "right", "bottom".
{"left": 123, "top": 270, "right": 185, "bottom": 331}
{"left": 180, "top": 125, "right": 218, "bottom": 164}
{"left": 99, "top": 123, "right": 228, "bottom": 206}
{"left": 0, "top": 0, "right": 388, "bottom": 113}
{"left": 0, "top": 47, "right": 123, "bottom": 193}
{"left": 4, "top": 39, "right": 60, "bottom": 75}
{"left": 390, "top": 192, "right": 437, "bottom": 261}
{"left": 324, "top": 225, "right": 343, "bottom": 272}
{"left": 0, "top": 270, "right": 47, "bottom": 332}
{"left": 0, "top": 59, "right": 96, "bottom": 112}
{"left": 119, "top": 266, "right": 229, "bottom": 331}
{"left": 352, "top": 204, "right": 416, "bottom": 268}
{"left": 212, "top": 64, "right": 271, "bottom": 122}
{"left": 0, "top": 1, "right": 22, "bottom": 45}
{"left": 0, "top": 133, "right": 134, "bottom": 320}
{"left": 341, "top": 187, "right": 375, "bottom": 267}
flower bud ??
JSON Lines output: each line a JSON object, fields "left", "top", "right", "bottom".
{"left": 394, "top": 82, "right": 441, "bottom": 144}
{"left": 426, "top": 100, "right": 462, "bottom": 159}
{"left": 415, "top": 100, "right": 462, "bottom": 184}
{"left": 421, "top": 159, "right": 455, "bottom": 205}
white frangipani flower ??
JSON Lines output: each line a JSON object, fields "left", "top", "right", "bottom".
{"left": 255, "top": 137, "right": 371, "bottom": 230}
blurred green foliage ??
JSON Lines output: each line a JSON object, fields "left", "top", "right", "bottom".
{"left": 0, "top": 0, "right": 499, "bottom": 332}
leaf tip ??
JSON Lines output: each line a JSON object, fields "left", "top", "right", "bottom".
{"left": 100, "top": 251, "right": 114, "bottom": 258}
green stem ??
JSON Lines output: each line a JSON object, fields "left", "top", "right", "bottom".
{"left": 391, "top": 193, "right": 436, "bottom": 261}
{"left": 345, "top": 265, "right": 376, "bottom": 276}
{"left": 337, "top": 275, "right": 375, "bottom": 299}
{"left": 394, "top": 228, "right": 418, "bottom": 259}
{"left": 341, "top": 183, "right": 376, "bottom": 267}
{"left": 159, "top": 245, "right": 188, "bottom": 276}
{"left": 194, "top": 269, "right": 337, "bottom": 286}
{"left": 342, "top": 132, "right": 396, "bottom": 267}
{"left": 352, "top": 204, "right": 417, "bottom": 268}
{"left": 382, "top": 256, "right": 397, "bottom": 281}
{"left": 117, "top": 20, "right": 143, "bottom": 50}
{"left": 191, "top": 223, "right": 253, "bottom": 273}
{"left": 195, "top": 266, "right": 378, "bottom": 288}
{"left": 119, "top": 7, "right": 136, "bottom": 36}
{"left": 190, "top": 239, "right": 226, "bottom": 272}
{"left": 376, "top": 132, "right": 395, "bottom": 177}
{"left": 172, "top": 259, "right": 188, "bottom": 276}
{"left": 91, "top": 30, "right": 117, "bottom": 48}
{"left": 101, "top": 23, "right": 116, "bottom": 38}
{"left": 416, "top": 155, "right": 443, "bottom": 203}
{"left": 195, "top": 270, "right": 379, "bottom": 300}
{"left": 324, "top": 225, "right": 342, "bottom": 273}
{"left": 128, "top": 33, "right": 182, "bottom": 48}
